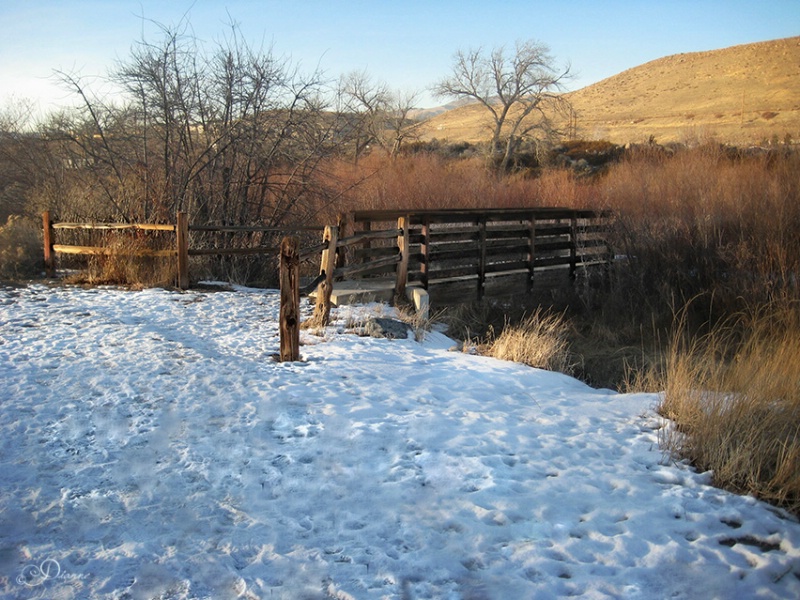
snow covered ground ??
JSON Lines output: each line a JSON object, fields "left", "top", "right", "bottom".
{"left": 1, "top": 283, "right": 798, "bottom": 600}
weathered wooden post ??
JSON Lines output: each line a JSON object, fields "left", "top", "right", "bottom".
{"left": 527, "top": 211, "right": 537, "bottom": 293}
{"left": 477, "top": 215, "right": 487, "bottom": 300}
{"left": 419, "top": 216, "right": 430, "bottom": 290}
{"left": 42, "top": 211, "right": 55, "bottom": 278}
{"left": 394, "top": 215, "right": 409, "bottom": 300}
{"left": 312, "top": 225, "right": 338, "bottom": 327}
{"left": 279, "top": 236, "right": 301, "bottom": 362}
{"left": 335, "top": 213, "right": 348, "bottom": 270}
{"left": 569, "top": 213, "right": 578, "bottom": 280}
{"left": 176, "top": 212, "right": 189, "bottom": 290}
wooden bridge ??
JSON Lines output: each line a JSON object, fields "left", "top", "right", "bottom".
{"left": 312, "top": 208, "right": 612, "bottom": 314}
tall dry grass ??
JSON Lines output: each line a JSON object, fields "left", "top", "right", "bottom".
{"left": 487, "top": 308, "right": 574, "bottom": 374}
{"left": 657, "top": 304, "right": 800, "bottom": 514}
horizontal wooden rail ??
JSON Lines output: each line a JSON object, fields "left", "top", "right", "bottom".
{"left": 53, "top": 222, "right": 176, "bottom": 232}
{"left": 336, "top": 228, "right": 402, "bottom": 248}
{"left": 188, "top": 246, "right": 281, "bottom": 257}
{"left": 189, "top": 224, "right": 323, "bottom": 233}
{"left": 52, "top": 244, "right": 175, "bottom": 258}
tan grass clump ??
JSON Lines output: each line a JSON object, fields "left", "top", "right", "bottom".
{"left": 488, "top": 308, "right": 573, "bottom": 373}
{"left": 67, "top": 232, "right": 176, "bottom": 288}
{"left": 658, "top": 305, "right": 800, "bottom": 515}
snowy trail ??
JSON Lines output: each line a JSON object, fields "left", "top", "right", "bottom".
{"left": 0, "top": 284, "right": 798, "bottom": 599}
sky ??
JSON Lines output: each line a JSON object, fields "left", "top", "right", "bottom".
{"left": 1, "top": 0, "right": 798, "bottom": 117}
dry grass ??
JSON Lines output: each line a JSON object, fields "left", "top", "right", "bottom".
{"left": 65, "top": 233, "right": 177, "bottom": 288}
{"left": 657, "top": 305, "right": 800, "bottom": 515}
{"left": 487, "top": 308, "right": 574, "bottom": 373}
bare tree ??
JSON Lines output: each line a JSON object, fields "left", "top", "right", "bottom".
{"left": 338, "top": 71, "right": 421, "bottom": 161}
{"left": 384, "top": 89, "right": 423, "bottom": 158}
{"left": 50, "top": 18, "right": 344, "bottom": 228}
{"left": 433, "top": 39, "right": 571, "bottom": 171}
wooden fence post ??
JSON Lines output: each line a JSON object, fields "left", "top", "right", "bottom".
{"left": 176, "top": 212, "right": 189, "bottom": 289}
{"left": 569, "top": 214, "right": 578, "bottom": 280}
{"left": 42, "top": 211, "right": 54, "bottom": 278}
{"left": 419, "top": 216, "right": 430, "bottom": 290}
{"left": 279, "top": 236, "right": 301, "bottom": 362}
{"left": 477, "top": 216, "right": 487, "bottom": 300}
{"left": 527, "top": 212, "right": 536, "bottom": 293}
{"left": 312, "top": 225, "right": 338, "bottom": 327}
{"left": 394, "top": 215, "right": 409, "bottom": 300}
{"left": 335, "top": 213, "right": 347, "bottom": 270}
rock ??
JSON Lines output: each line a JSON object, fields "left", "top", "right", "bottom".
{"left": 364, "top": 317, "right": 413, "bottom": 340}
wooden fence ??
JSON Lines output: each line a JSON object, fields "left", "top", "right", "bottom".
{"left": 42, "top": 211, "right": 324, "bottom": 289}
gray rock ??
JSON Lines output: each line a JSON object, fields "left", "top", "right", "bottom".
{"left": 364, "top": 317, "right": 413, "bottom": 340}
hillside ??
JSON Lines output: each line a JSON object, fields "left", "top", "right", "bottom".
{"left": 418, "top": 36, "right": 800, "bottom": 146}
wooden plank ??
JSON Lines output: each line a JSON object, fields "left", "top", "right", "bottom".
{"left": 189, "top": 224, "right": 323, "bottom": 233}
{"left": 427, "top": 264, "right": 481, "bottom": 281}
{"left": 429, "top": 246, "right": 481, "bottom": 263}
{"left": 188, "top": 246, "right": 280, "bottom": 256}
{"left": 279, "top": 237, "right": 301, "bottom": 362}
{"left": 484, "top": 260, "right": 530, "bottom": 274}
{"left": 333, "top": 254, "right": 401, "bottom": 279}
{"left": 52, "top": 244, "right": 176, "bottom": 257}
{"left": 533, "top": 240, "right": 573, "bottom": 253}
{"left": 353, "top": 207, "right": 607, "bottom": 225}
{"left": 534, "top": 256, "right": 575, "bottom": 268}
{"left": 485, "top": 240, "right": 530, "bottom": 255}
{"left": 54, "top": 222, "right": 176, "bottom": 232}
{"left": 534, "top": 225, "right": 572, "bottom": 236}
{"left": 338, "top": 228, "right": 402, "bottom": 248}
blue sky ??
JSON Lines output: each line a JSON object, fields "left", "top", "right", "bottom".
{"left": 1, "top": 0, "right": 798, "bottom": 115}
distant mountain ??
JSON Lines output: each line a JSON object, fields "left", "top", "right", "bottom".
{"left": 408, "top": 98, "right": 478, "bottom": 122}
{"left": 416, "top": 37, "right": 800, "bottom": 145}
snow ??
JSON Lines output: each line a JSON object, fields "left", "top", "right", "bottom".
{"left": 1, "top": 283, "right": 799, "bottom": 599}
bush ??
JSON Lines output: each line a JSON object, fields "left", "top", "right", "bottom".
{"left": 0, "top": 215, "right": 42, "bottom": 280}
